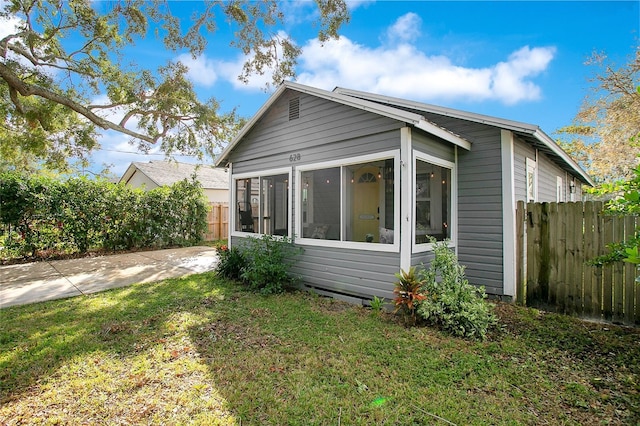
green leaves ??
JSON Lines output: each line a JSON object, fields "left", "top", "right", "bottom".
{"left": 0, "top": 172, "right": 208, "bottom": 259}
{"left": 1, "top": 0, "right": 349, "bottom": 171}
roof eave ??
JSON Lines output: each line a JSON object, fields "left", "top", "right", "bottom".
{"left": 416, "top": 119, "right": 471, "bottom": 150}
{"left": 530, "top": 129, "right": 595, "bottom": 186}
{"left": 216, "top": 81, "right": 471, "bottom": 165}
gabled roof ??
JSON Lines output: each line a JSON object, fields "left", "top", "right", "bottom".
{"left": 215, "top": 81, "right": 593, "bottom": 186}
{"left": 214, "top": 81, "right": 472, "bottom": 168}
{"left": 333, "top": 87, "right": 594, "bottom": 186}
{"left": 119, "top": 161, "right": 229, "bottom": 189}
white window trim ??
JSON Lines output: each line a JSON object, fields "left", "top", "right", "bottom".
{"left": 526, "top": 157, "right": 538, "bottom": 202}
{"left": 295, "top": 150, "right": 400, "bottom": 253}
{"left": 412, "top": 150, "right": 457, "bottom": 254}
{"left": 231, "top": 167, "right": 292, "bottom": 238}
{"left": 556, "top": 175, "right": 564, "bottom": 202}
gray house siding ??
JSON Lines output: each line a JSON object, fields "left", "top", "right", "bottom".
{"left": 514, "top": 137, "right": 535, "bottom": 202}
{"left": 291, "top": 246, "right": 400, "bottom": 301}
{"left": 229, "top": 91, "right": 403, "bottom": 174}
{"left": 538, "top": 153, "right": 568, "bottom": 202}
{"left": 412, "top": 129, "right": 456, "bottom": 163}
{"left": 229, "top": 89, "right": 403, "bottom": 301}
{"left": 514, "top": 137, "right": 579, "bottom": 203}
{"left": 439, "top": 120, "right": 505, "bottom": 296}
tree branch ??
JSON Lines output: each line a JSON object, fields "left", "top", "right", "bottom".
{"left": 0, "top": 62, "right": 156, "bottom": 143}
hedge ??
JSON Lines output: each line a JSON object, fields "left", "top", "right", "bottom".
{"left": 0, "top": 171, "right": 208, "bottom": 259}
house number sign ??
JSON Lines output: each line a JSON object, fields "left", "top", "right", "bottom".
{"left": 289, "top": 153, "right": 301, "bottom": 162}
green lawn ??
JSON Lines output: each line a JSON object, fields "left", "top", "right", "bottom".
{"left": 1, "top": 272, "right": 639, "bottom": 425}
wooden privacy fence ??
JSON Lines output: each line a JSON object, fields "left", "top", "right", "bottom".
{"left": 516, "top": 201, "right": 640, "bottom": 325}
{"left": 203, "top": 202, "right": 229, "bottom": 241}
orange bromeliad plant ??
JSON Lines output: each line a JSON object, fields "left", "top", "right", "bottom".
{"left": 393, "top": 267, "right": 427, "bottom": 324}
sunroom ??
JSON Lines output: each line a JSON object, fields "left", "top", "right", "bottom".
{"left": 216, "top": 82, "right": 471, "bottom": 304}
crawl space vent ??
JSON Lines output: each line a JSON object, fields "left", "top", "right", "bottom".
{"left": 288, "top": 97, "right": 300, "bottom": 121}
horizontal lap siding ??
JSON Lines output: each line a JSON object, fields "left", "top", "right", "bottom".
{"left": 514, "top": 138, "right": 535, "bottom": 202}
{"left": 538, "top": 154, "right": 566, "bottom": 202}
{"left": 229, "top": 91, "right": 402, "bottom": 174}
{"left": 412, "top": 131, "right": 455, "bottom": 162}
{"left": 454, "top": 124, "right": 504, "bottom": 295}
{"left": 230, "top": 89, "right": 404, "bottom": 301}
{"left": 291, "top": 246, "right": 400, "bottom": 301}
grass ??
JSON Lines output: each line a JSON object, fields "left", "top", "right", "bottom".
{"left": 1, "top": 272, "right": 639, "bottom": 425}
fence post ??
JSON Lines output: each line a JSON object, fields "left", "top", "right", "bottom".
{"left": 583, "top": 201, "right": 599, "bottom": 318}
{"left": 624, "top": 215, "right": 637, "bottom": 325}
{"left": 516, "top": 201, "right": 526, "bottom": 305}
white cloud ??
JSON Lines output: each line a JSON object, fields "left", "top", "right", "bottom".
{"left": 176, "top": 53, "right": 218, "bottom": 87}
{"left": 296, "top": 32, "right": 556, "bottom": 105}
{"left": 386, "top": 13, "right": 422, "bottom": 44}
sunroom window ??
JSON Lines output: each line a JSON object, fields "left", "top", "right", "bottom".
{"left": 300, "top": 158, "right": 395, "bottom": 244}
{"left": 415, "top": 158, "right": 451, "bottom": 244}
{"left": 235, "top": 173, "right": 289, "bottom": 235}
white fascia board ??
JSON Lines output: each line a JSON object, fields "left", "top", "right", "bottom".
{"left": 118, "top": 163, "right": 137, "bottom": 184}
{"left": 532, "top": 129, "right": 595, "bottom": 187}
{"left": 415, "top": 119, "right": 471, "bottom": 151}
{"left": 215, "top": 84, "right": 289, "bottom": 167}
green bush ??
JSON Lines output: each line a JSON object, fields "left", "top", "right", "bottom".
{"left": 0, "top": 171, "right": 208, "bottom": 259}
{"left": 237, "top": 234, "right": 303, "bottom": 295}
{"left": 416, "top": 240, "right": 496, "bottom": 340}
{"left": 215, "top": 244, "right": 246, "bottom": 280}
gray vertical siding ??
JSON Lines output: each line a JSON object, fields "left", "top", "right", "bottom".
{"left": 229, "top": 89, "right": 402, "bottom": 301}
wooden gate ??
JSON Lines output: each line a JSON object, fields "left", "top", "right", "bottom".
{"left": 204, "top": 202, "right": 229, "bottom": 241}
{"left": 516, "top": 201, "right": 639, "bottom": 325}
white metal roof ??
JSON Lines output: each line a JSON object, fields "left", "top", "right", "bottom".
{"left": 333, "top": 86, "right": 594, "bottom": 186}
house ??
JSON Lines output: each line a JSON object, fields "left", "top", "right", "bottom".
{"left": 119, "top": 161, "right": 229, "bottom": 203}
{"left": 215, "top": 81, "right": 594, "bottom": 303}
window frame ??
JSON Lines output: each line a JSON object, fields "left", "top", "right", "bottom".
{"left": 526, "top": 158, "right": 537, "bottom": 202}
{"left": 231, "top": 167, "right": 292, "bottom": 238}
{"left": 295, "top": 150, "right": 400, "bottom": 252}
{"left": 412, "top": 150, "right": 457, "bottom": 254}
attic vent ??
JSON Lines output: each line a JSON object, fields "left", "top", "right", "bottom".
{"left": 288, "top": 97, "right": 300, "bottom": 120}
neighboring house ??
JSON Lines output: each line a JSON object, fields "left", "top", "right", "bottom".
{"left": 215, "top": 81, "right": 594, "bottom": 303}
{"left": 119, "top": 161, "right": 229, "bottom": 203}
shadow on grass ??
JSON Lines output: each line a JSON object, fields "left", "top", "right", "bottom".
{"left": 2, "top": 274, "right": 640, "bottom": 424}
{"left": 0, "top": 272, "right": 227, "bottom": 404}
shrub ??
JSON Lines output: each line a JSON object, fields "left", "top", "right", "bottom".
{"left": 215, "top": 245, "right": 246, "bottom": 280}
{"left": 0, "top": 172, "right": 208, "bottom": 260}
{"left": 416, "top": 240, "right": 496, "bottom": 340}
{"left": 238, "top": 234, "right": 303, "bottom": 295}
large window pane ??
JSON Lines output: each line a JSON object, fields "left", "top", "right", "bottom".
{"left": 415, "top": 160, "right": 451, "bottom": 244}
{"left": 301, "top": 168, "right": 340, "bottom": 240}
{"left": 261, "top": 174, "right": 289, "bottom": 236}
{"left": 345, "top": 160, "right": 394, "bottom": 243}
{"left": 300, "top": 158, "right": 395, "bottom": 244}
{"left": 236, "top": 174, "right": 288, "bottom": 235}
{"left": 235, "top": 177, "right": 259, "bottom": 233}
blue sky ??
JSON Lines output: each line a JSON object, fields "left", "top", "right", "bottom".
{"left": 6, "top": 1, "right": 639, "bottom": 176}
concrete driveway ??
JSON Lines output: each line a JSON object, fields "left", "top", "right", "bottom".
{"left": 0, "top": 246, "right": 219, "bottom": 309}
